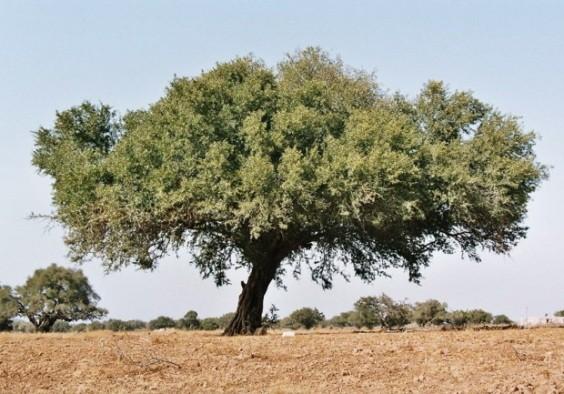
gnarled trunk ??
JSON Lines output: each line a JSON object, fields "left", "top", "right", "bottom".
{"left": 223, "top": 257, "right": 281, "bottom": 336}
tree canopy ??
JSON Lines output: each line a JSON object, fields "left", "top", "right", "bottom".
{"left": 13, "top": 264, "right": 107, "bottom": 332}
{"left": 32, "top": 48, "right": 546, "bottom": 335}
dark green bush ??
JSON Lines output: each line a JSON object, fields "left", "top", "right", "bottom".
{"left": 282, "top": 307, "right": 325, "bottom": 329}
{"left": 200, "top": 317, "right": 220, "bottom": 330}
{"left": 148, "top": 316, "right": 176, "bottom": 330}
{"left": 492, "top": 314, "right": 513, "bottom": 325}
{"left": 177, "top": 310, "right": 201, "bottom": 330}
{"left": 412, "top": 300, "right": 448, "bottom": 326}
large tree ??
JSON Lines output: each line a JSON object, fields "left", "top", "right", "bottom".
{"left": 14, "top": 264, "right": 107, "bottom": 332}
{"left": 32, "top": 48, "right": 545, "bottom": 335}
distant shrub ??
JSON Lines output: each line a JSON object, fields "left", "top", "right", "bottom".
{"left": 351, "top": 294, "right": 411, "bottom": 330}
{"left": 200, "top": 318, "right": 220, "bottom": 330}
{"left": 52, "top": 320, "right": 72, "bottom": 332}
{"left": 177, "top": 310, "right": 200, "bottom": 330}
{"left": 106, "top": 319, "right": 147, "bottom": 331}
{"left": 71, "top": 323, "right": 89, "bottom": 332}
{"left": 555, "top": 310, "right": 564, "bottom": 317}
{"left": 217, "top": 313, "right": 236, "bottom": 329}
{"left": 12, "top": 320, "right": 35, "bottom": 333}
{"left": 326, "top": 311, "right": 354, "bottom": 328}
{"left": 447, "top": 310, "right": 470, "bottom": 328}
{"left": 492, "top": 314, "right": 513, "bottom": 325}
{"left": 412, "top": 300, "right": 448, "bottom": 326}
{"left": 125, "top": 320, "right": 147, "bottom": 330}
{"left": 283, "top": 308, "right": 325, "bottom": 329}
{"left": 466, "top": 309, "right": 493, "bottom": 325}
{"left": 88, "top": 321, "right": 106, "bottom": 331}
{"left": 148, "top": 316, "right": 176, "bottom": 330}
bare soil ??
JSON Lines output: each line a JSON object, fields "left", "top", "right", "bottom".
{"left": 0, "top": 328, "right": 562, "bottom": 393}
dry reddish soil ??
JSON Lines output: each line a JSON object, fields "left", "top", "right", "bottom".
{"left": 0, "top": 328, "right": 562, "bottom": 393}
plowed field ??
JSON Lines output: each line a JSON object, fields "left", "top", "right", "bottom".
{"left": 0, "top": 328, "right": 562, "bottom": 393}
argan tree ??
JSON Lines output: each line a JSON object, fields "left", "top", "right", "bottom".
{"left": 412, "top": 299, "right": 448, "bottom": 326}
{"left": 0, "top": 285, "right": 18, "bottom": 331}
{"left": 14, "top": 264, "right": 107, "bottom": 332}
{"left": 32, "top": 48, "right": 545, "bottom": 335}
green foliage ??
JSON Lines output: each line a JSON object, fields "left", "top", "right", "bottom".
{"left": 283, "top": 307, "right": 325, "bottom": 329}
{"left": 12, "top": 320, "right": 35, "bottom": 333}
{"left": 177, "top": 310, "right": 201, "bottom": 330}
{"left": 33, "top": 48, "right": 546, "bottom": 327}
{"left": 447, "top": 310, "right": 470, "bottom": 328}
{"left": 148, "top": 316, "right": 176, "bottom": 330}
{"left": 51, "top": 320, "right": 72, "bottom": 332}
{"left": 0, "top": 285, "right": 18, "bottom": 331}
{"left": 326, "top": 311, "right": 354, "bottom": 328}
{"left": 87, "top": 321, "right": 106, "bottom": 331}
{"left": 262, "top": 304, "right": 280, "bottom": 327}
{"left": 200, "top": 317, "right": 221, "bottom": 330}
{"left": 555, "top": 310, "right": 564, "bottom": 317}
{"left": 105, "top": 319, "right": 147, "bottom": 331}
{"left": 466, "top": 309, "right": 493, "bottom": 325}
{"left": 352, "top": 294, "right": 411, "bottom": 330}
{"left": 217, "top": 313, "right": 236, "bottom": 329}
{"left": 492, "top": 314, "right": 513, "bottom": 325}
{"left": 71, "top": 323, "right": 89, "bottom": 332}
{"left": 412, "top": 299, "right": 448, "bottom": 326}
{"left": 14, "top": 264, "right": 107, "bottom": 332}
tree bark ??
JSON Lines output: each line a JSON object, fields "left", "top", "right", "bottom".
{"left": 223, "top": 256, "right": 281, "bottom": 336}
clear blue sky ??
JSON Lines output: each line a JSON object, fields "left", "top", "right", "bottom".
{"left": 1, "top": 1, "right": 562, "bottom": 321}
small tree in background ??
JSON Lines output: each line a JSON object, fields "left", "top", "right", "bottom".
{"left": 466, "top": 309, "right": 493, "bottom": 325}
{"left": 0, "top": 285, "right": 18, "bottom": 331}
{"left": 326, "top": 311, "right": 354, "bottom": 328}
{"left": 200, "top": 318, "right": 220, "bottom": 330}
{"left": 177, "top": 310, "right": 201, "bottom": 330}
{"left": 447, "top": 310, "right": 470, "bottom": 328}
{"left": 412, "top": 299, "right": 448, "bottom": 326}
{"left": 148, "top": 316, "right": 176, "bottom": 330}
{"left": 351, "top": 294, "right": 411, "bottom": 330}
{"left": 492, "top": 314, "right": 513, "bottom": 325}
{"left": 14, "top": 264, "right": 107, "bottom": 332}
{"left": 283, "top": 308, "right": 325, "bottom": 329}
{"left": 350, "top": 297, "right": 381, "bottom": 329}
{"left": 555, "top": 310, "right": 564, "bottom": 317}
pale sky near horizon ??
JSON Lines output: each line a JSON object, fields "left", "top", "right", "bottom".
{"left": 1, "top": 1, "right": 562, "bottom": 322}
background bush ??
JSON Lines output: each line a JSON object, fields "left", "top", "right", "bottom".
{"left": 282, "top": 307, "right": 325, "bottom": 329}
{"left": 148, "top": 316, "right": 176, "bottom": 330}
{"left": 200, "top": 317, "right": 220, "bottom": 330}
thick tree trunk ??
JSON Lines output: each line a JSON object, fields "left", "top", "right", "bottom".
{"left": 223, "top": 257, "right": 280, "bottom": 336}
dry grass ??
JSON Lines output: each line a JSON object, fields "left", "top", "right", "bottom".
{"left": 0, "top": 328, "right": 562, "bottom": 393}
